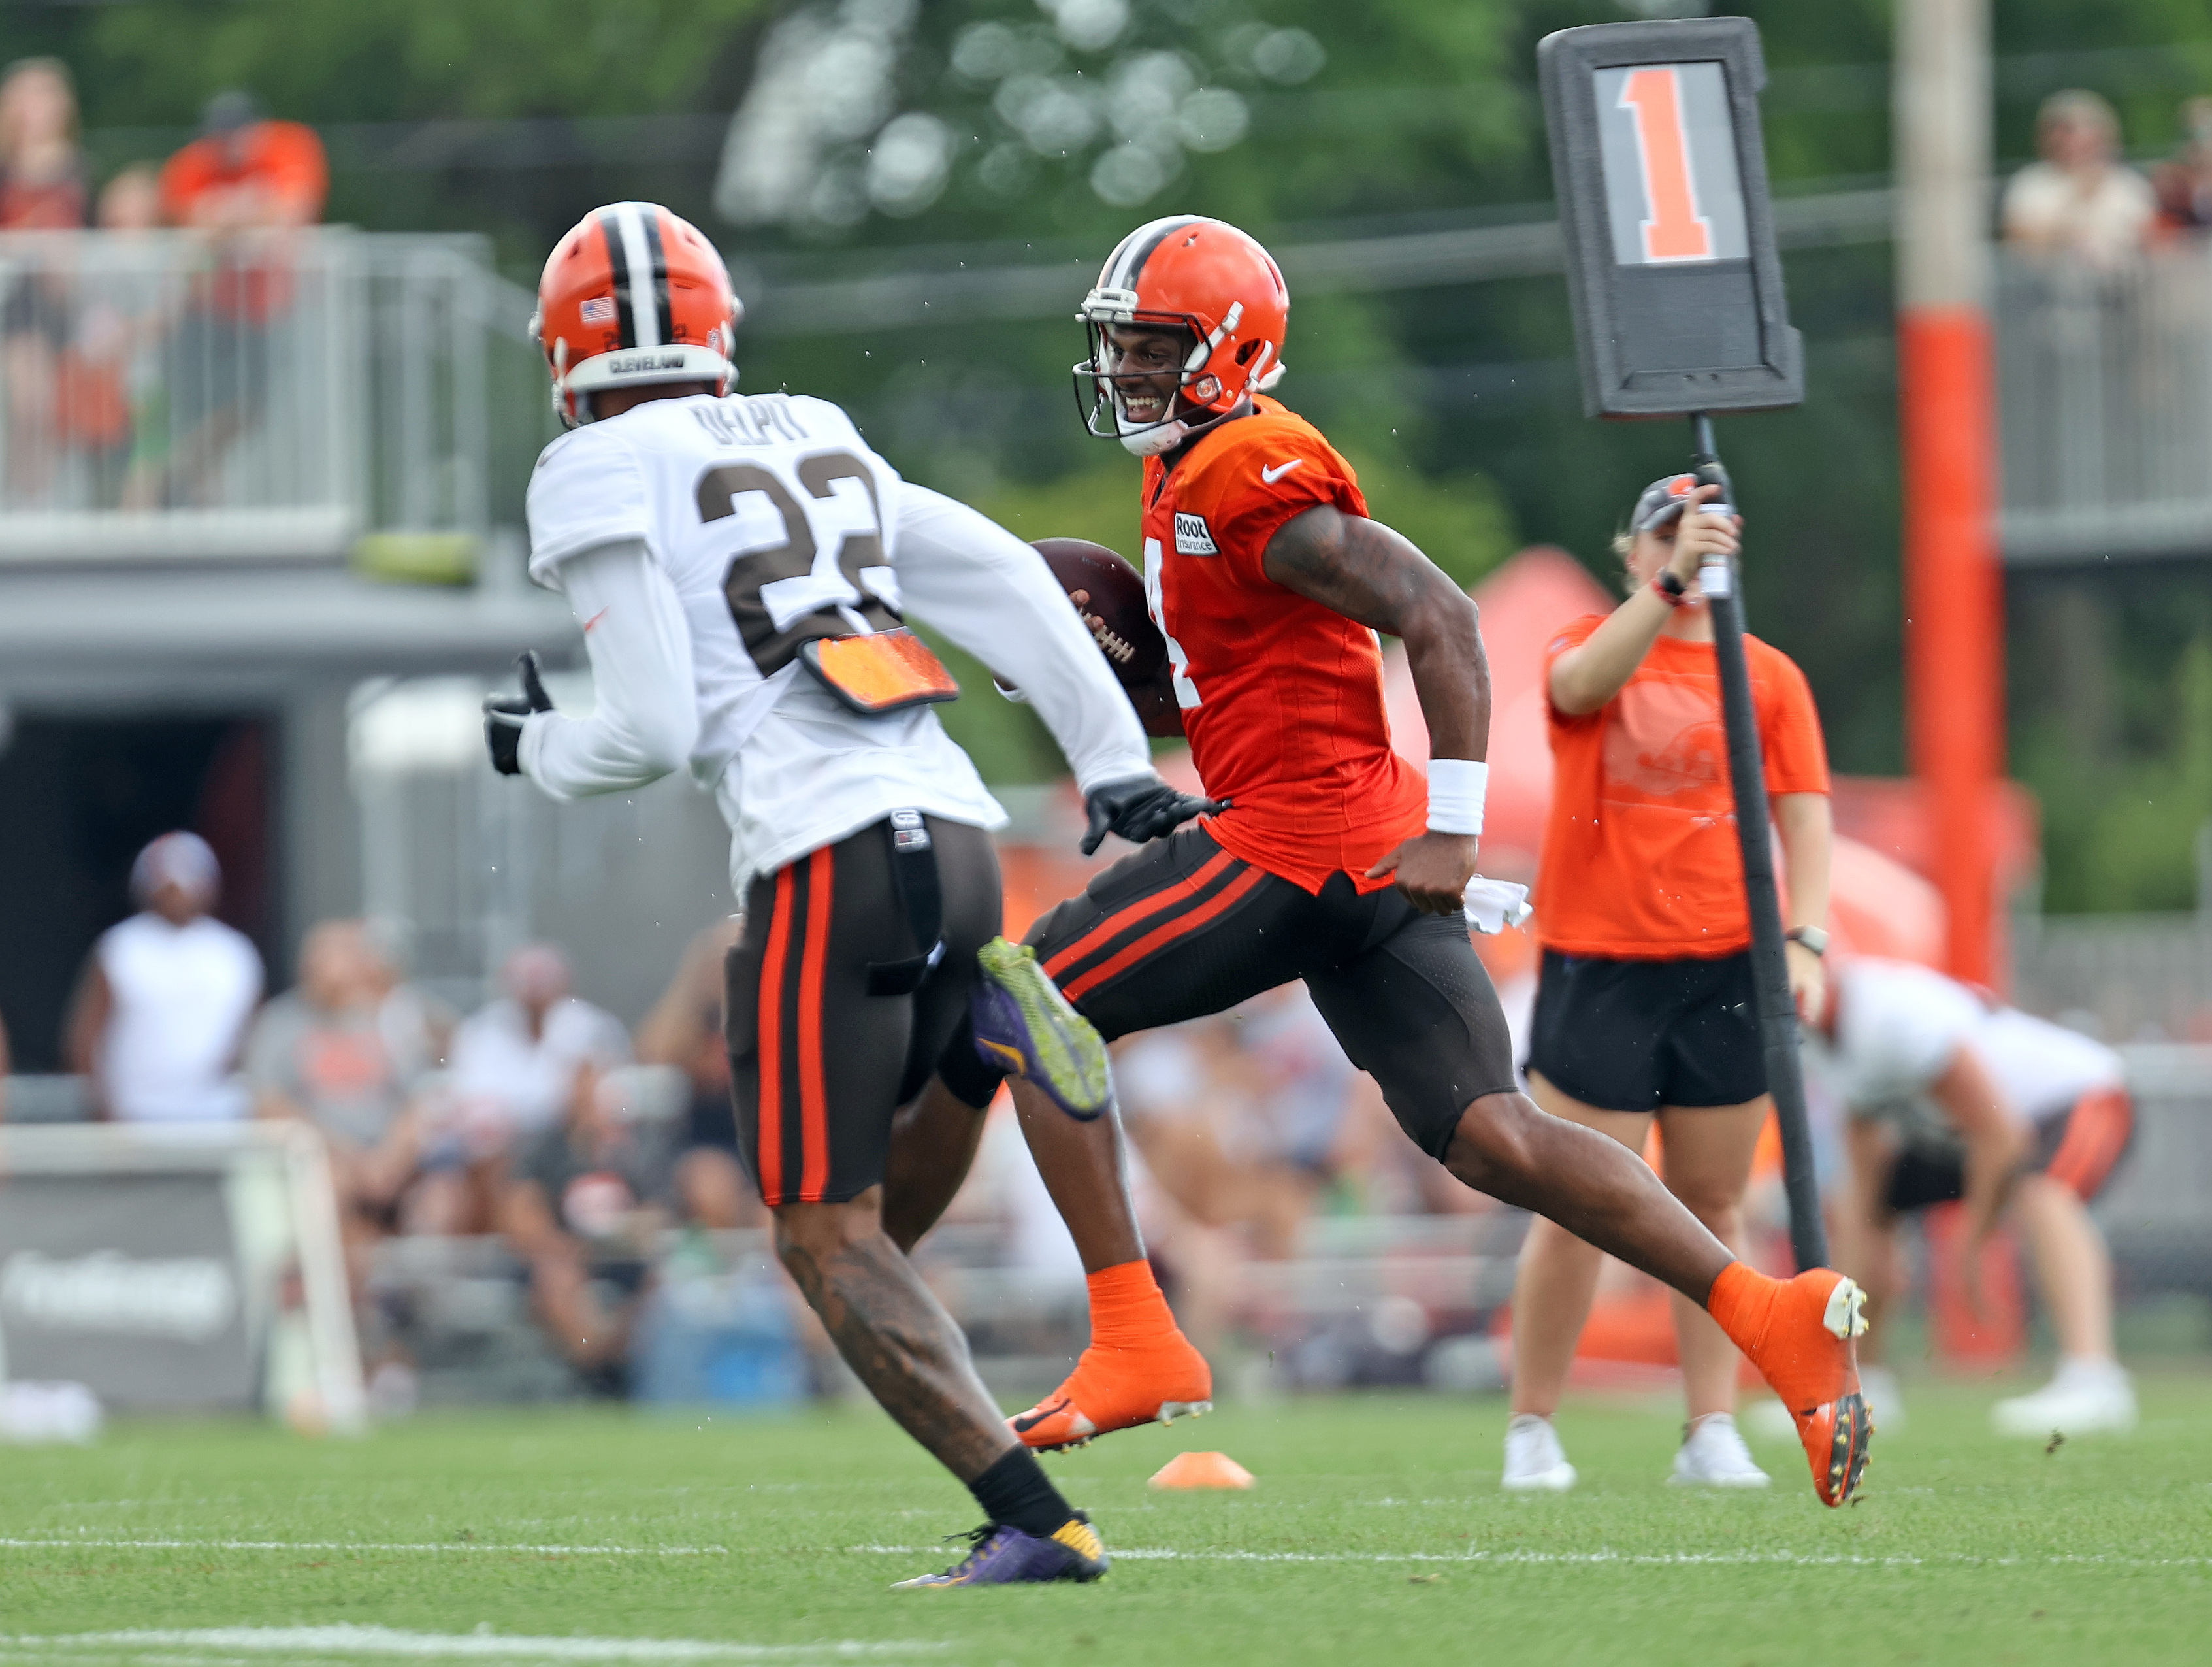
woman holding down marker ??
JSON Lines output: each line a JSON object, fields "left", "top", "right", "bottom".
{"left": 1503, "top": 476, "right": 1835, "bottom": 1492}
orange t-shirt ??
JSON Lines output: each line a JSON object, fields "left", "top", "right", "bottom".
{"left": 158, "top": 120, "right": 329, "bottom": 320}
{"left": 1535, "top": 614, "right": 1829, "bottom": 959}
{"left": 1141, "top": 398, "right": 1428, "bottom": 894}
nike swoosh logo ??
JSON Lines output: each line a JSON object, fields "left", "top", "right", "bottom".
{"left": 1011, "top": 1396, "right": 1071, "bottom": 1434}
{"left": 583, "top": 607, "right": 610, "bottom": 632}
{"left": 1260, "top": 459, "right": 1303, "bottom": 484}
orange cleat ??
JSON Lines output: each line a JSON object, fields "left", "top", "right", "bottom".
{"left": 1716, "top": 1266, "right": 1873, "bottom": 1506}
{"left": 1009, "top": 1333, "right": 1214, "bottom": 1452}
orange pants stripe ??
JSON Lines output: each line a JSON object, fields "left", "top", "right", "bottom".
{"left": 1061, "top": 865, "right": 1269, "bottom": 1004}
{"left": 2045, "top": 1087, "right": 2132, "bottom": 1202}
{"left": 1043, "top": 848, "right": 1237, "bottom": 982}
{"left": 796, "top": 844, "right": 836, "bottom": 1204}
{"left": 755, "top": 865, "right": 797, "bottom": 1204}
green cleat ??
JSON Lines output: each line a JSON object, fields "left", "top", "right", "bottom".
{"left": 970, "top": 937, "right": 1114, "bottom": 1120}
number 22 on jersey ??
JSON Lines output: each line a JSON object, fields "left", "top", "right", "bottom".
{"left": 697, "top": 450, "right": 957, "bottom": 715}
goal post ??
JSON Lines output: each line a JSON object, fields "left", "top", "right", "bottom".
{"left": 0, "top": 1121, "right": 365, "bottom": 1432}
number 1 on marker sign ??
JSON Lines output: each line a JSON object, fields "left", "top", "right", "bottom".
{"left": 1619, "top": 66, "right": 1714, "bottom": 262}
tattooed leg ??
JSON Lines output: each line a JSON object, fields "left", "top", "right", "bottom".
{"left": 773, "top": 1185, "right": 1015, "bottom": 1481}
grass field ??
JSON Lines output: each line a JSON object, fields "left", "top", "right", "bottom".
{"left": 3, "top": 1377, "right": 2209, "bottom": 1666}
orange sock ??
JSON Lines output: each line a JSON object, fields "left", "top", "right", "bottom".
{"left": 1704, "top": 1261, "right": 1778, "bottom": 1359}
{"left": 1085, "top": 1259, "right": 1179, "bottom": 1354}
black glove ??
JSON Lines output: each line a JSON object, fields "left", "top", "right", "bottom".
{"left": 1081, "top": 774, "right": 1226, "bottom": 856}
{"left": 483, "top": 650, "right": 554, "bottom": 776}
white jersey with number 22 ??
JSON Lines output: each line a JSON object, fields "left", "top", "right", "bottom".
{"left": 523, "top": 391, "right": 1149, "bottom": 894}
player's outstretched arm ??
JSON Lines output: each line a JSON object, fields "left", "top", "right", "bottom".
{"left": 892, "top": 486, "right": 1150, "bottom": 782}
{"left": 893, "top": 486, "right": 1216, "bottom": 850}
{"left": 1262, "top": 504, "right": 1489, "bottom": 915}
{"left": 495, "top": 539, "right": 700, "bottom": 800}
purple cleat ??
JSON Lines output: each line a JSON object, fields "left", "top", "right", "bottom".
{"left": 892, "top": 1513, "right": 1111, "bottom": 1589}
{"left": 971, "top": 937, "right": 1113, "bottom": 1121}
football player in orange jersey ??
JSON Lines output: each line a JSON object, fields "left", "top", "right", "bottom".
{"left": 905, "top": 215, "right": 1872, "bottom": 1506}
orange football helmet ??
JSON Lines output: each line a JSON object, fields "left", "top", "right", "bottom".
{"left": 533, "top": 201, "right": 740, "bottom": 427}
{"left": 1074, "top": 215, "right": 1290, "bottom": 455}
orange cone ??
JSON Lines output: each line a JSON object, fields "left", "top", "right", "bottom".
{"left": 1149, "top": 1451, "right": 1254, "bottom": 1490}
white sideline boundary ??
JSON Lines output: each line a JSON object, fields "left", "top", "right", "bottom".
{"left": 0, "top": 1628, "right": 942, "bottom": 1662}
{"left": 4, "top": 1536, "right": 2205, "bottom": 1570}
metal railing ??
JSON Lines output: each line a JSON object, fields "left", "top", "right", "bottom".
{"left": 0, "top": 227, "right": 545, "bottom": 565}
{"left": 1998, "top": 240, "right": 2212, "bottom": 564}
{"left": 2100, "top": 1044, "right": 2212, "bottom": 1294}
{"left": 2011, "top": 910, "right": 2212, "bottom": 1042}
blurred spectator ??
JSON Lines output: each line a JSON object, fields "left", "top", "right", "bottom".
{"left": 65, "top": 831, "right": 263, "bottom": 1124}
{"left": 154, "top": 90, "right": 328, "bottom": 506}
{"left": 633, "top": 919, "right": 757, "bottom": 1230}
{"left": 360, "top": 916, "right": 453, "bottom": 1083}
{"left": 412, "top": 944, "right": 628, "bottom": 1234}
{"left": 159, "top": 90, "right": 327, "bottom": 233}
{"left": 59, "top": 164, "right": 172, "bottom": 508}
{"left": 452, "top": 944, "right": 629, "bottom": 1142}
{"left": 501, "top": 1063, "right": 672, "bottom": 1395}
{"left": 248, "top": 919, "right": 423, "bottom": 1227}
{"left": 2003, "top": 89, "right": 2156, "bottom": 266}
{"left": 2152, "top": 96, "right": 2212, "bottom": 233}
{"left": 97, "top": 162, "right": 161, "bottom": 229}
{"left": 0, "top": 58, "right": 85, "bottom": 228}
{"left": 1, "top": 58, "right": 87, "bottom": 505}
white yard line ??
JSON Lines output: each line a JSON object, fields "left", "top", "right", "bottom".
{"left": 0, "top": 1539, "right": 726, "bottom": 1557}
{"left": 0, "top": 1628, "right": 942, "bottom": 1662}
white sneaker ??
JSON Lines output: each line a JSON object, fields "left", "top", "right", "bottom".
{"left": 1668, "top": 1413, "right": 1770, "bottom": 1488}
{"left": 1991, "top": 1358, "right": 2138, "bottom": 1438}
{"left": 1501, "top": 1413, "right": 1577, "bottom": 1491}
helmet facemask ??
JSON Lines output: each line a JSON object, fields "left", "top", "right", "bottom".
{"left": 1075, "top": 305, "right": 1256, "bottom": 457}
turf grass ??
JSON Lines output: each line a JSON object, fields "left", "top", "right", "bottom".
{"left": 1, "top": 1377, "right": 2208, "bottom": 1665}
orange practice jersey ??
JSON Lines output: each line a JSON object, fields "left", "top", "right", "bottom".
{"left": 1140, "top": 397, "right": 1427, "bottom": 895}
{"left": 1535, "top": 614, "right": 1830, "bottom": 959}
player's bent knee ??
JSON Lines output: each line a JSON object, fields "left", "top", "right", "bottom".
{"left": 1442, "top": 1090, "right": 1544, "bottom": 1192}
{"left": 770, "top": 1193, "right": 885, "bottom": 1265}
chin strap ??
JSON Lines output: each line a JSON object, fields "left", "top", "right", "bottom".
{"left": 1120, "top": 420, "right": 1190, "bottom": 457}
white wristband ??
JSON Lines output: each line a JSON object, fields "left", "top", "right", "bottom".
{"left": 1427, "top": 758, "right": 1488, "bottom": 836}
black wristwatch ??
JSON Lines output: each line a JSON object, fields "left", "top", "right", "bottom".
{"left": 1653, "top": 569, "right": 1688, "bottom": 605}
{"left": 1785, "top": 925, "right": 1829, "bottom": 958}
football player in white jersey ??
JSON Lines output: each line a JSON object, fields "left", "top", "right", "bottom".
{"left": 1808, "top": 957, "right": 2138, "bottom": 1436}
{"left": 487, "top": 202, "right": 1215, "bottom": 1589}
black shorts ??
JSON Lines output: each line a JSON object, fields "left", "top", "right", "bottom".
{"left": 1883, "top": 1087, "right": 2136, "bottom": 1215}
{"left": 725, "top": 815, "right": 999, "bottom": 1207}
{"left": 1016, "top": 824, "right": 1517, "bottom": 1160}
{"left": 1526, "top": 948, "right": 1765, "bottom": 1113}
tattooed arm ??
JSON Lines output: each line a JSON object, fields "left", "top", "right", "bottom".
{"left": 1262, "top": 504, "right": 1489, "bottom": 914}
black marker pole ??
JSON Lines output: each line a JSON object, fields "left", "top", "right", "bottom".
{"left": 1689, "top": 411, "right": 1830, "bottom": 1274}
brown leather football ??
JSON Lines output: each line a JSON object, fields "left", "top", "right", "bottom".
{"left": 1032, "top": 537, "right": 1167, "bottom": 688}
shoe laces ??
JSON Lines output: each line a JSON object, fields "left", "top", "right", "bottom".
{"left": 928, "top": 1522, "right": 1005, "bottom": 1576}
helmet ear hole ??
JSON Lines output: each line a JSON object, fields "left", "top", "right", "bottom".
{"left": 1235, "top": 339, "right": 1263, "bottom": 365}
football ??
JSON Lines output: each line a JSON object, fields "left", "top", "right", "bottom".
{"left": 1032, "top": 536, "right": 1167, "bottom": 688}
